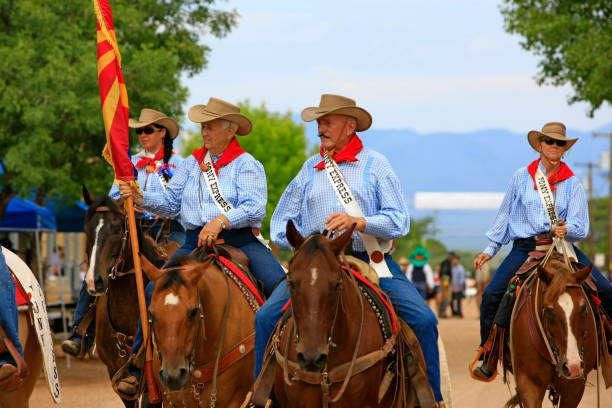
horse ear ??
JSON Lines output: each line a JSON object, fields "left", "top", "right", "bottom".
{"left": 537, "top": 264, "right": 553, "bottom": 284}
{"left": 184, "top": 258, "right": 214, "bottom": 287}
{"left": 286, "top": 220, "right": 304, "bottom": 249}
{"left": 140, "top": 253, "right": 164, "bottom": 281}
{"left": 330, "top": 223, "right": 356, "bottom": 256}
{"left": 82, "top": 185, "right": 95, "bottom": 206}
{"left": 575, "top": 264, "right": 593, "bottom": 284}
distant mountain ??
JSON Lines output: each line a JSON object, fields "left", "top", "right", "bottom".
{"left": 304, "top": 122, "right": 611, "bottom": 251}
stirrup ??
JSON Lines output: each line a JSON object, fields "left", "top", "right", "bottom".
{"left": 469, "top": 347, "right": 497, "bottom": 383}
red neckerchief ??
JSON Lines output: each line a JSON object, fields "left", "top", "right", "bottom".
{"left": 135, "top": 148, "right": 164, "bottom": 169}
{"left": 314, "top": 133, "right": 363, "bottom": 169}
{"left": 192, "top": 137, "right": 246, "bottom": 174}
{"left": 527, "top": 159, "right": 574, "bottom": 191}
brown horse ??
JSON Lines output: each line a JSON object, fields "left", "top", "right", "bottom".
{"left": 270, "top": 221, "right": 429, "bottom": 408}
{"left": 83, "top": 189, "right": 164, "bottom": 408}
{"left": 140, "top": 251, "right": 256, "bottom": 407}
{"left": 506, "top": 258, "right": 597, "bottom": 408}
{"left": 0, "top": 309, "right": 43, "bottom": 408}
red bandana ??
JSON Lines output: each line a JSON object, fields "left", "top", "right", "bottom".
{"left": 527, "top": 159, "right": 574, "bottom": 191}
{"left": 314, "top": 133, "right": 363, "bottom": 169}
{"left": 192, "top": 137, "right": 246, "bottom": 174}
{"left": 135, "top": 148, "right": 164, "bottom": 169}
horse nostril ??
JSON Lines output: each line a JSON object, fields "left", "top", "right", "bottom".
{"left": 177, "top": 367, "right": 188, "bottom": 383}
{"left": 581, "top": 361, "right": 585, "bottom": 369}
{"left": 315, "top": 353, "right": 328, "bottom": 368}
{"left": 561, "top": 363, "right": 570, "bottom": 377}
{"left": 297, "top": 352, "right": 306, "bottom": 366}
{"left": 159, "top": 369, "right": 168, "bottom": 385}
{"left": 94, "top": 275, "right": 105, "bottom": 291}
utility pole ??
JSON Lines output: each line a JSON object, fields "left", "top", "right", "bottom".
{"left": 593, "top": 131, "right": 612, "bottom": 273}
{"left": 575, "top": 161, "right": 595, "bottom": 259}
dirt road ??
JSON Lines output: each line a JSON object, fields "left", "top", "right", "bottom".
{"left": 29, "top": 299, "right": 612, "bottom": 407}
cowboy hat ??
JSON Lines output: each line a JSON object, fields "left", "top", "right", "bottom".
{"left": 188, "top": 98, "right": 252, "bottom": 136}
{"left": 527, "top": 122, "right": 578, "bottom": 152}
{"left": 301, "top": 94, "right": 372, "bottom": 132}
{"left": 409, "top": 245, "right": 430, "bottom": 268}
{"left": 129, "top": 109, "right": 179, "bottom": 140}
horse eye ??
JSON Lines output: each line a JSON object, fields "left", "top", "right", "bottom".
{"left": 187, "top": 307, "right": 199, "bottom": 320}
{"left": 286, "top": 280, "right": 295, "bottom": 289}
{"left": 543, "top": 305, "right": 554, "bottom": 317}
{"left": 334, "top": 281, "right": 342, "bottom": 290}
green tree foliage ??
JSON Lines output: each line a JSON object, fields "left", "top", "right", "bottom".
{"left": 0, "top": 0, "right": 238, "bottom": 220}
{"left": 181, "top": 101, "right": 308, "bottom": 238}
{"left": 590, "top": 196, "right": 608, "bottom": 256}
{"left": 394, "top": 216, "right": 448, "bottom": 268}
{"left": 501, "top": 1, "right": 612, "bottom": 115}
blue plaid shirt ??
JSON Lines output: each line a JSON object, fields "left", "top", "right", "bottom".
{"left": 109, "top": 152, "right": 184, "bottom": 221}
{"left": 141, "top": 152, "right": 267, "bottom": 231}
{"left": 271, "top": 147, "right": 410, "bottom": 252}
{"left": 484, "top": 162, "right": 589, "bottom": 257}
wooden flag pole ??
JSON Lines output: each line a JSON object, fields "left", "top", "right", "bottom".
{"left": 124, "top": 195, "right": 160, "bottom": 403}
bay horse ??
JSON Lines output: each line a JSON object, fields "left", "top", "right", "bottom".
{"left": 269, "top": 221, "right": 432, "bottom": 408}
{"left": 140, "top": 249, "right": 257, "bottom": 407}
{"left": 0, "top": 309, "right": 43, "bottom": 408}
{"left": 505, "top": 257, "right": 597, "bottom": 408}
{"left": 83, "top": 188, "right": 164, "bottom": 408}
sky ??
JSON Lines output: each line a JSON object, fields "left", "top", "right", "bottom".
{"left": 182, "top": 0, "right": 612, "bottom": 134}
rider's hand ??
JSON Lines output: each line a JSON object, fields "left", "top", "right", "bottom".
{"left": 198, "top": 219, "right": 224, "bottom": 248}
{"left": 325, "top": 212, "right": 366, "bottom": 235}
{"left": 554, "top": 220, "right": 567, "bottom": 239}
{"left": 118, "top": 181, "right": 143, "bottom": 206}
{"left": 473, "top": 253, "right": 491, "bottom": 271}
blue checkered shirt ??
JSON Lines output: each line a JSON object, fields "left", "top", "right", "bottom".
{"left": 109, "top": 152, "right": 184, "bottom": 221}
{"left": 141, "top": 152, "right": 267, "bottom": 231}
{"left": 271, "top": 147, "right": 410, "bottom": 252}
{"left": 483, "top": 162, "right": 588, "bottom": 257}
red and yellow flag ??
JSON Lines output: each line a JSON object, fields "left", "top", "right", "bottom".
{"left": 94, "top": 0, "right": 133, "bottom": 181}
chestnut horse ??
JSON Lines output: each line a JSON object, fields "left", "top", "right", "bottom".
{"left": 83, "top": 190, "right": 164, "bottom": 408}
{"left": 270, "top": 221, "right": 430, "bottom": 408}
{"left": 140, "top": 251, "right": 256, "bottom": 407}
{"left": 506, "top": 258, "right": 597, "bottom": 408}
{"left": 0, "top": 309, "right": 43, "bottom": 408}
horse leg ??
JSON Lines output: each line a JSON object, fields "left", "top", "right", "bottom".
{"left": 514, "top": 371, "right": 547, "bottom": 408}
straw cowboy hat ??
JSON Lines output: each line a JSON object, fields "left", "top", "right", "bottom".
{"left": 188, "top": 97, "right": 252, "bottom": 136}
{"left": 129, "top": 109, "right": 179, "bottom": 140}
{"left": 301, "top": 94, "right": 372, "bottom": 132}
{"left": 527, "top": 122, "right": 578, "bottom": 152}
{"left": 409, "top": 245, "right": 430, "bottom": 268}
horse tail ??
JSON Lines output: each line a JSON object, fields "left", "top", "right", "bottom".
{"left": 504, "top": 393, "right": 520, "bottom": 408}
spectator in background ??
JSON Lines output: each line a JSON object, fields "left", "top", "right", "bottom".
{"left": 50, "top": 246, "right": 65, "bottom": 279}
{"left": 474, "top": 262, "right": 491, "bottom": 315}
{"left": 397, "top": 256, "right": 410, "bottom": 274}
{"left": 405, "top": 246, "right": 434, "bottom": 300}
{"left": 451, "top": 254, "right": 466, "bottom": 318}
{"left": 438, "top": 251, "right": 455, "bottom": 318}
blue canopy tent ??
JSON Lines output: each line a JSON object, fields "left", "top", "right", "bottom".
{"left": 46, "top": 200, "right": 88, "bottom": 233}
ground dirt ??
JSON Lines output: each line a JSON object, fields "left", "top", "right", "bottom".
{"left": 28, "top": 298, "right": 612, "bottom": 407}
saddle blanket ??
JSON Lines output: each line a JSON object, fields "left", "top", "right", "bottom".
{"left": 2, "top": 247, "right": 61, "bottom": 404}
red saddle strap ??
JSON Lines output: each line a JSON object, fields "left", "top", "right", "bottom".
{"left": 192, "top": 333, "right": 255, "bottom": 382}
{"left": 217, "top": 255, "right": 264, "bottom": 306}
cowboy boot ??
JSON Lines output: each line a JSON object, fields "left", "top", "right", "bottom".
{"left": 113, "top": 345, "right": 146, "bottom": 400}
{"left": 472, "top": 326, "right": 504, "bottom": 380}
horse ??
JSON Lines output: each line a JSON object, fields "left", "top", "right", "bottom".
{"left": 140, "top": 249, "right": 257, "bottom": 407}
{"left": 268, "top": 221, "right": 432, "bottom": 408}
{"left": 0, "top": 309, "right": 43, "bottom": 408}
{"left": 505, "top": 257, "right": 597, "bottom": 408}
{"left": 82, "top": 187, "right": 164, "bottom": 408}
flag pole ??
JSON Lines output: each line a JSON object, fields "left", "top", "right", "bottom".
{"left": 124, "top": 194, "right": 160, "bottom": 403}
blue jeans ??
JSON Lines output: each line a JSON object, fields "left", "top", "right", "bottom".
{"left": 254, "top": 254, "right": 443, "bottom": 403}
{"left": 131, "top": 227, "right": 285, "bottom": 356}
{"left": 69, "top": 219, "right": 185, "bottom": 342}
{"left": 0, "top": 249, "right": 23, "bottom": 365}
{"left": 480, "top": 240, "right": 612, "bottom": 345}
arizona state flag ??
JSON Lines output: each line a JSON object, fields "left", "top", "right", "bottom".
{"left": 94, "top": 0, "right": 133, "bottom": 181}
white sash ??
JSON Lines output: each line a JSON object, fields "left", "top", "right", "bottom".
{"left": 534, "top": 167, "right": 578, "bottom": 261}
{"left": 201, "top": 151, "right": 270, "bottom": 248}
{"left": 2, "top": 247, "right": 61, "bottom": 403}
{"left": 323, "top": 151, "right": 392, "bottom": 278}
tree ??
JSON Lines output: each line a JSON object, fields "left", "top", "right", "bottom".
{"left": 181, "top": 101, "right": 308, "bottom": 239}
{"left": 394, "top": 216, "right": 448, "bottom": 267}
{"left": 0, "top": 0, "right": 238, "bottom": 221}
{"left": 501, "top": 1, "right": 612, "bottom": 115}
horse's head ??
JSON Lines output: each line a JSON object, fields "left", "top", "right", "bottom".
{"left": 141, "top": 254, "right": 212, "bottom": 391}
{"left": 537, "top": 259, "right": 594, "bottom": 379}
{"left": 83, "top": 185, "right": 128, "bottom": 295}
{"left": 285, "top": 220, "right": 355, "bottom": 372}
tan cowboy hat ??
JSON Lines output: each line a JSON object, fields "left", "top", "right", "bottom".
{"left": 188, "top": 97, "right": 252, "bottom": 136}
{"left": 527, "top": 122, "right": 578, "bottom": 152}
{"left": 301, "top": 94, "right": 372, "bottom": 132}
{"left": 129, "top": 109, "right": 179, "bottom": 140}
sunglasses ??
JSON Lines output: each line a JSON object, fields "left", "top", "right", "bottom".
{"left": 541, "top": 137, "right": 567, "bottom": 147}
{"left": 135, "top": 126, "right": 160, "bottom": 135}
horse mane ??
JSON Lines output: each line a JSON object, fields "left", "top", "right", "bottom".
{"left": 158, "top": 268, "right": 188, "bottom": 291}
{"left": 293, "top": 234, "right": 331, "bottom": 259}
{"left": 542, "top": 259, "right": 572, "bottom": 305}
